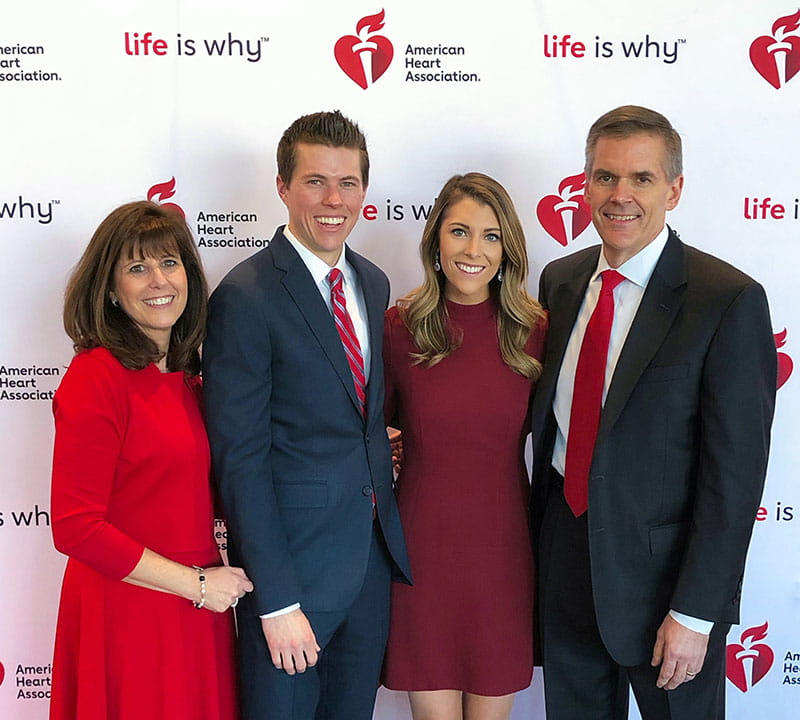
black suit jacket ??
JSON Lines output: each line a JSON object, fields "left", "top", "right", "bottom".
{"left": 531, "top": 228, "right": 776, "bottom": 665}
{"left": 203, "top": 228, "right": 411, "bottom": 618}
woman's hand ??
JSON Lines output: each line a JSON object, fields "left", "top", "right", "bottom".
{"left": 388, "top": 426, "right": 403, "bottom": 476}
{"left": 199, "top": 565, "right": 254, "bottom": 612}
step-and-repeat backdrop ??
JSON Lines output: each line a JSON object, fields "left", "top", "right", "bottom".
{"left": 2, "top": 2, "right": 799, "bottom": 718}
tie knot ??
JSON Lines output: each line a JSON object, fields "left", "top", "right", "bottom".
{"left": 328, "top": 268, "right": 343, "bottom": 292}
{"left": 601, "top": 269, "right": 624, "bottom": 294}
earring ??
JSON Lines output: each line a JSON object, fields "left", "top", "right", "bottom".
{"left": 110, "top": 294, "right": 119, "bottom": 307}
{"left": 497, "top": 264, "right": 504, "bottom": 282}
{"left": 434, "top": 251, "right": 441, "bottom": 272}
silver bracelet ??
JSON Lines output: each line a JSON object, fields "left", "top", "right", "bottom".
{"left": 192, "top": 566, "right": 206, "bottom": 609}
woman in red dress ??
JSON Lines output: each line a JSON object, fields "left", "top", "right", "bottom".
{"left": 49, "top": 201, "right": 253, "bottom": 720}
{"left": 382, "top": 174, "right": 547, "bottom": 720}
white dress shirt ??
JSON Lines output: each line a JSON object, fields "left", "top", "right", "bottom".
{"left": 551, "top": 225, "right": 712, "bottom": 635}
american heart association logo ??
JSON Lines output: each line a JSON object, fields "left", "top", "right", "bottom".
{"left": 147, "top": 177, "right": 185, "bottom": 218}
{"left": 536, "top": 172, "right": 592, "bottom": 247}
{"left": 750, "top": 9, "right": 800, "bottom": 89}
{"left": 726, "top": 621, "right": 775, "bottom": 692}
{"left": 334, "top": 9, "right": 393, "bottom": 89}
{"left": 775, "top": 328, "right": 794, "bottom": 389}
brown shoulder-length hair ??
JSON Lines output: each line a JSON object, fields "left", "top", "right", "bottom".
{"left": 398, "top": 173, "right": 545, "bottom": 379}
{"left": 63, "top": 201, "right": 208, "bottom": 374}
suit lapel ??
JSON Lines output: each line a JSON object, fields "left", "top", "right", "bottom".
{"left": 598, "top": 230, "right": 687, "bottom": 439}
{"left": 271, "top": 230, "right": 363, "bottom": 417}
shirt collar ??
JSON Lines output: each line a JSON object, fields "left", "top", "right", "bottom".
{"left": 282, "top": 225, "right": 352, "bottom": 288}
{"left": 592, "top": 224, "right": 670, "bottom": 289}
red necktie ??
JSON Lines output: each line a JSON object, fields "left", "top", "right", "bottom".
{"left": 328, "top": 268, "right": 366, "bottom": 416}
{"left": 564, "top": 269, "right": 625, "bottom": 516}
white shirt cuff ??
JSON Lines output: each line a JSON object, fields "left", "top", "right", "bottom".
{"left": 669, "top": 609, "right": 713, "bottom": 635}
{"left": 259, "top": 602, "right": 301, "bottom": 619}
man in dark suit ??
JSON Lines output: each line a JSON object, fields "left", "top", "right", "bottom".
{"left": 203, "top": 110, "right": 411, "bottom": 720}
{"left": 530, "top": 105, "right": 776, "bottom": 719}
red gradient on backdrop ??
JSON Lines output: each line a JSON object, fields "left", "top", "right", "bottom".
{"left": 0, "top": 660, "right": 4, "bottom": 686}
{"left": 750, "top": 9, "right": 800, "bottom": 88}
{"left": 147, "top": 177, "right": 185, "bottom": 218}
{"left": 775, "top": 328, "right": 794, "bottom": 389}
{"left": 536, "top": 172, "right": 592, "bottom": 247}
{"left": 334, "top": 9, "right": 393, "bottom": 89}
{"left": 726, "top": 621, "right": 775, "bottom": 692}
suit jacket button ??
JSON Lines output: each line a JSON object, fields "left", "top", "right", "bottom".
{"left": 362, "top": 485, "right": 373, "bottom": 496}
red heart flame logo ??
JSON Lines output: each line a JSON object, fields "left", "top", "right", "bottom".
{"left": 726, "top": 622, "right": 775, "bottom": 692}
{"left": 750, "top": 34, "right": 800, "bottom": 88}
{"left": 750, "top": 10, "right": 800, "bottom": 88}
{"left": 334, "top": 11, "right": 394, "bottom": 89}
{"left": 536, "top": 172, "right": 592, "bottom": 247}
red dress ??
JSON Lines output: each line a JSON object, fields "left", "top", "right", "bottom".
{"left": 49, "top": 347, "right": 237, "bottom": 720}
{"left": 382, "top": 299, "right": 546, "bottom": 696}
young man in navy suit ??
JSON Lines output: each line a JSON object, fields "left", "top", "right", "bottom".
{"left": 531, "top": 106, "right": 776, "bottom": 719}
{"left": 203, "top": 111, "right": 411, "bottom": 720}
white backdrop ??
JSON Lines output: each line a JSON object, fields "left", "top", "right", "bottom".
{"left": 2, "top": 2, "right": 799, "bottom": 718}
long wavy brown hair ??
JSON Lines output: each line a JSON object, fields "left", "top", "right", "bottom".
{"left": 63, "top": 201, "right": 208, "bottom": 374}
{"left": 398, "top": 173, "right": 544, "bottom": 379}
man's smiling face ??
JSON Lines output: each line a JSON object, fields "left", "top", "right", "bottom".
{"left": 277, "top": 142, "right": 367, "bottom": 266}
{"left": 585, "top": 132, "right": 683, "bottom": 267}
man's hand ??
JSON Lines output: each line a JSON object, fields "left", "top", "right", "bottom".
{"left": 261, "top": 609, "right": 320, "bottom": 675}
{"left": 651, "top": 613, "right": 709, "bottom": 690}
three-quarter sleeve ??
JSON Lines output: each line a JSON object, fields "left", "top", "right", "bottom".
{"left": 51, "top": 351, "right": 145, "bottom": 579}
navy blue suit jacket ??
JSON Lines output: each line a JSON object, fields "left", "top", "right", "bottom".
{"left": 203, "top": 227, "right": 410, "bottom": 617}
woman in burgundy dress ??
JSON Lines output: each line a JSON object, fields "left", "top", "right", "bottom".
{"left": 49, "top": 201, "right": 253, "bottom": 720}
{"left": 382, "top": 173, "right": 547, "bottom": 720}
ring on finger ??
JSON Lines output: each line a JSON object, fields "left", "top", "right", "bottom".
{"left": 686, "top": 671, "right": 696, "bottom": 677}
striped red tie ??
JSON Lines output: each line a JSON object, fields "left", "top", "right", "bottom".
{"left": 328, "top": 268, "right": 367, "bottom": 416}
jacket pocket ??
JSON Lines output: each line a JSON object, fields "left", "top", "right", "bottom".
{"left": 648, "top": 521, "right": 689, "bottom": 555}
{"left": 274, "top": 483, "right": 328, "bottom": 508}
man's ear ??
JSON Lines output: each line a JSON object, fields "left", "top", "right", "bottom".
{"left": 666, "top": 174, "right": 684, "bottom": 211}
{"left": 276, "top": 174, "right": 288, "bottom": 202}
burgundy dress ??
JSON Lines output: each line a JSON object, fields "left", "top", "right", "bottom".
{"left": 382, "top": 299, "right": 547, "bottom": 696}
{"left": 49, "top": 347, "right": 237, "bottom": 720}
